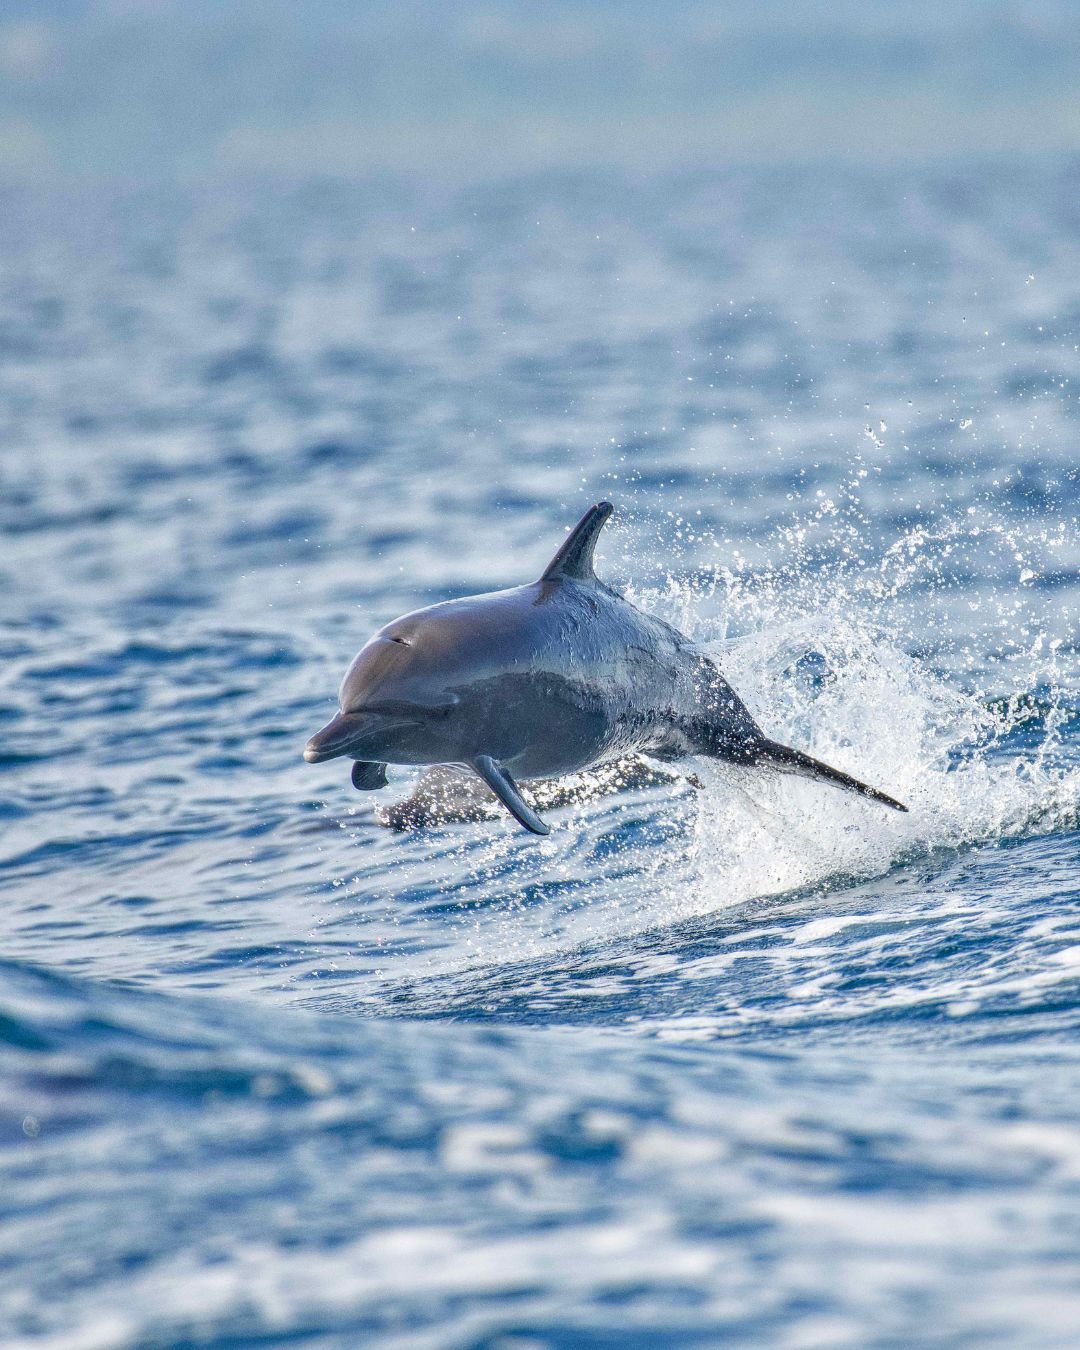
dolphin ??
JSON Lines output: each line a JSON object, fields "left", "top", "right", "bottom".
{"left": 304, "top": 501, "right": 906, "bottom": 835}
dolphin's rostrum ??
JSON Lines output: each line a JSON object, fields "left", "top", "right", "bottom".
{"left": 304, "top": 502, "right": 907, "bottom": 834}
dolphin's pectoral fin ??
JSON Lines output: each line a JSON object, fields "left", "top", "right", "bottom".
{"left": 351, "top": 760, "right": 389, "bottom": 791}
{"left": 540, "top": 501, "right": 613, "bottom": 583}
{"left": 471, "top": 755, "right": 550, "bottom": 835}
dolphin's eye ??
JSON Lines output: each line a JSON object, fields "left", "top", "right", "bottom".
{"left": 388, "top": 635, "right": 410, "bottom": 646}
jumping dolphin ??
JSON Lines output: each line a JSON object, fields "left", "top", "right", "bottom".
{"left": 304, "top": 502, "right": 906, "bottom": 835}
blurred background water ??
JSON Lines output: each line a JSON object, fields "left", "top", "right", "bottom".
{"left": 4, "top": 3, "right": 1080, "bottom": 1346}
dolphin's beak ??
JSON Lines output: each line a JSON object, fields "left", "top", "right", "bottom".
{"left": 303, "top": 712, "right": 355, "bottom": 763}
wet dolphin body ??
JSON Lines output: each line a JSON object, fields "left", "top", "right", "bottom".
{"left": 304, "top": 502, "right": 906, "bottom": 835}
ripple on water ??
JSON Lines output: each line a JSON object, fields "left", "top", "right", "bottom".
{"left": 4, "top": 158, "right": 1080, "bottom": 1344}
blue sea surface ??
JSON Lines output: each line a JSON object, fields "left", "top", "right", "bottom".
{"left": 3, "top": 160, "right": 1080, "bottom": 1346}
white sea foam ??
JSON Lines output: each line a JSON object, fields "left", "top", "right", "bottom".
{"left": 605, "top": 497, "right": 1080, "bottom": 932}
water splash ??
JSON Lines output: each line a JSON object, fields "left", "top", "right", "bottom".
{"left": 605, "top": 493, "right": 1080, "bottom": 930}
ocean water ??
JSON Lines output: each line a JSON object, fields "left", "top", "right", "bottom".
{"left": 3, "top": 159, "right": 1080, "bottom": 1346}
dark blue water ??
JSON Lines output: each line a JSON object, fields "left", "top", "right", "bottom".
{"left": 4, "top": 161, "right": 1080, "bottom": 1346}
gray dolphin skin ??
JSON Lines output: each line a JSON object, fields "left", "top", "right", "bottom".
{"left": 304, "top": 502, "right": 907, "bottom": 835}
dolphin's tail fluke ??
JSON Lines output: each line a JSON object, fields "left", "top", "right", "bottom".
{"left": 757, "top": 739, "right": 908, "bottom": 812}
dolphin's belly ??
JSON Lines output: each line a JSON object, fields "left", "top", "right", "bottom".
{"left": 452, "top": 657, "right": 676, "bottom": 780}
{"left": 442, "top": 669, "right": 608, "bottom": 778}
{"left": 507, "top": 710, "right": 675, "bottom": 780}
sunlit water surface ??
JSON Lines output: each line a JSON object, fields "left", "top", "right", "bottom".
{"left": 3, "top": 161, "right": 1080, "bottom": 1346}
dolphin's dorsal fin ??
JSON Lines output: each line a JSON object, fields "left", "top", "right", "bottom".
{"left": 540, "top": 501, "right": 613, "bottom": 583}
